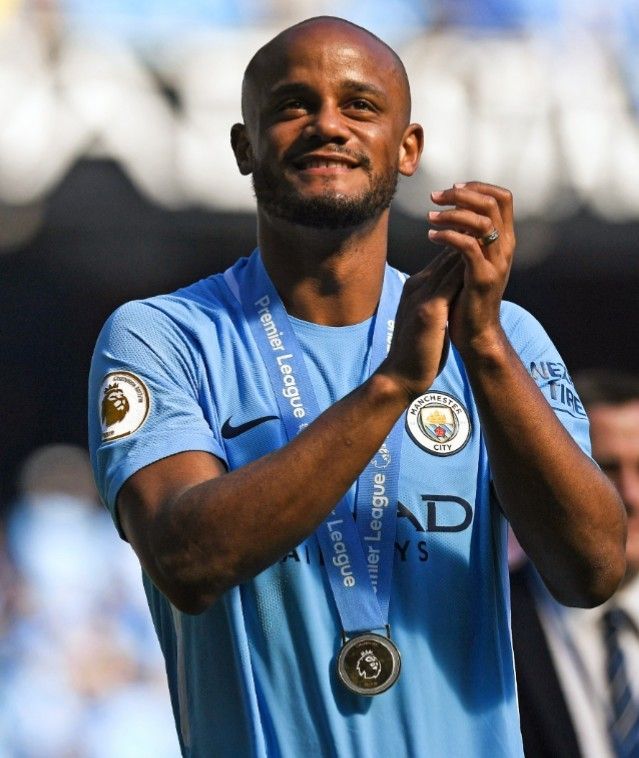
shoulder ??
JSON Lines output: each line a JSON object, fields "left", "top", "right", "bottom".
{"left": 98, "top": 273, "right": 236, "bottom": 349}
{"left": 499, "top": 300, "right": 541, "bottom": 331}
{"left": 498, "top": 300, "right": 556, "bottom": 355}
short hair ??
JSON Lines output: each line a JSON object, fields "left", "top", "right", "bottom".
{"left": 573, "top": 369, "right": 639, "bottom": 407}
{"left": 241, "top": 16, "right": 411, "bottom": 124}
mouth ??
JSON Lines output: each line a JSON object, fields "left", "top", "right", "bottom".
{"left": 291, "top": 153, "right": 360, "bottom": 174}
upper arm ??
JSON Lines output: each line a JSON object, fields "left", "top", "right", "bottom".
{"left": 89, "top": 298, "right": 235, "bottom": 611}
{"left": 89, "top": 299, "right": 227, "bottom": 533}
{"left": 500, "top": 301, "right": 592, "bottom": 455}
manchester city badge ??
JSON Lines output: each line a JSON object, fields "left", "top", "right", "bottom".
{"left": 405, "top": 391, "right": 471, "bottom": 456}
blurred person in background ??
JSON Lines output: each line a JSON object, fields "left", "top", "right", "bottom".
{"left": 511, "top": 369, "right": 639, "bottom": 758}
{"left": 88, "top": 16, "right": 625, "bottom": 757}
{"left": 0, "top": 443, "right": 179, "bottom": 757}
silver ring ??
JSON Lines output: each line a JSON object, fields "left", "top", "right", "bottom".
{"left": 480, "top": 228, "right": 500, "bottom": 246}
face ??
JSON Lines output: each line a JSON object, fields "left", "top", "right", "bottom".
{"left": 233, "top": 21, "right": 422, "bottom": 229}
{"left": 589, "top": 400, "right": 639, "bottom": 578}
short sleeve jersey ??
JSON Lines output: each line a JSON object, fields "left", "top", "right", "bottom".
{"left": 89, "top": 250, "right": 591, "bottom": 758}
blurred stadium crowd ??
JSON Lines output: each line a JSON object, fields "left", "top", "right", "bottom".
{"left": 0, "top": 444, "right": 180, "bottom": 756}
{"left": 1, "top": 0, "right": 638, "bottom": 755}
{"left": 1, "top": 0, "right": 639, "bottom": 231}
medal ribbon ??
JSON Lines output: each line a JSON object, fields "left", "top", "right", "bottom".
{"left": 226, "top": 250, "right": 404, "bottom": 635}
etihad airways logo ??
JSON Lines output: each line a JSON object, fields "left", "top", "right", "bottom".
{"left": 280, "top": 495, "right": 473, "bottom": 567}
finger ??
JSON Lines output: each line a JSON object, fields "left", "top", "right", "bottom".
{"left": 428, "top": 208, "right": 494, "bottom": 239}
{"left": 431, "top": 186, "right": 504, "bottom": 233}
{"left": 430, "top": 189, "right": 508, "bottom": 265}
{"left": 447, "top": 181, "right": 514, "bottom": 229}
{"left": 406, "top": 246, "right": 461, "bottom": 292}
{"left": 433, "top": 255, "right": 465, "bottom": 302}
{"left": 427, "top": 227, "right": 491, "bottom": 279}
{"left": 458, "top": 182, "right": 514, "bottom": 229}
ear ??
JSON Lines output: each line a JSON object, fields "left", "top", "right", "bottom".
{"left": 230, "top": 123, "right": 253, "bottom": 176}
{"left": 398, "top": 123, "right": 424, "bottom": 177}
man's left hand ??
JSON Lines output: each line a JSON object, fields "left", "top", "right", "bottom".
{"left": 427, "top": 181, "right": 515, "bottom": 357}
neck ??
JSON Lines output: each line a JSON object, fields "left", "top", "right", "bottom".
{"left": 256, "top": 211, "right": 390, "bottom": 326}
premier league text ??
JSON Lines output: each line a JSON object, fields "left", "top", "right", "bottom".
{"left": 255, "top": 295, "right": 306, "bottom": 422}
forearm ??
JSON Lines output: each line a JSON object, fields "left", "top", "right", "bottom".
{"left": 120, "top": 251, "right": 462, "bottom": 613}
{"left": 141, "top": 372, "right": 409, "bottom": 612}
{"left": 462, "top": 330, "right": 626, "bottom": 607}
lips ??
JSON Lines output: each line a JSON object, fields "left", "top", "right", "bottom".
{"left": 292, "top": 153, "right": 359, "bottom": 171}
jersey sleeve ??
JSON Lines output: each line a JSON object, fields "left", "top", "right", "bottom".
{"left": 88, "top": 299, "right": 227, "bottom": 537}
{"left": 500, "top": 301, "right": 591, "bottom": 457}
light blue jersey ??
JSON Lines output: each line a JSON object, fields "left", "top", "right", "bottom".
{"left": 89, "top": 250, "right": 591, "bottom": 757}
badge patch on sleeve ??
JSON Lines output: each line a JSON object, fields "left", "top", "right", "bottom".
{"left": 99, "top": 371, "right": 150, "bottom": 442}
{"left": 405, "top": 391, "right": 471, "bottom": 456}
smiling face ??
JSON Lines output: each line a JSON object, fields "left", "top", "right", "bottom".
{"left": 232, "top": 18, "right": 422, "bottom": 229}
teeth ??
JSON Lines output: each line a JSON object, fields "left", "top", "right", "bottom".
{"left": 302, "top": 159, "right": 351, "bottom": 168}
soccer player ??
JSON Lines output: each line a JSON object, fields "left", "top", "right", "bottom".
{"left": 89, "top": 16, "right": 626, "bottom": 756}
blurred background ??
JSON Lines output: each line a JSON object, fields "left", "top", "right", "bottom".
{"left": 0, "top": 0, "right": 638, "bottom": 755}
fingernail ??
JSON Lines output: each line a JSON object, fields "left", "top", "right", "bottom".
{"left": 428, "top": 229, "right": 437, "bottom": 239}
{"left": 453, "top": 182, "right": 466, "bottom": 189}
{"left": 428, "top": 210, "right": 441, "bottom": 218}
{"left": 431, "top": 190, "right": 444, "bottom": 200}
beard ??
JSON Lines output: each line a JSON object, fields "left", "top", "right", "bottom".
{"left": 252, "top": 161, "right": 399, "bottom": 229}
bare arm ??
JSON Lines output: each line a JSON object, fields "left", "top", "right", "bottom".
{"left": 428, "top": 182, "right": 626, "bottom": 607}
{"left": 118, "top": 249, "right": 464, "bottom": 614}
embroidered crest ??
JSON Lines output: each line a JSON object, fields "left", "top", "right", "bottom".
{"left": 99, "top": 371, "right": 150, "bottom": 442}
{"left": 405, "top": 392, "right": 471, "bottom": 456}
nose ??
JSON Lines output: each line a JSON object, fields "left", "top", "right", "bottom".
{"left": 304, "top": 101, "right": 350, "bottom": 143}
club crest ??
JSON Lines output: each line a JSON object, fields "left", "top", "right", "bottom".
{"left": 406, "top": 392, "right": 471, "bottom": 456}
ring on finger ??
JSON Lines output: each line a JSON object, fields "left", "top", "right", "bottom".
{"left": 479, "top": 228, "right": 500, "bottom": 246}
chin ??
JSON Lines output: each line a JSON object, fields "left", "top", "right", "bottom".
{"left": 254, "top": 166, "right": 398, "bottom": 230}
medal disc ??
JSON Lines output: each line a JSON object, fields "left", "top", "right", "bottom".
{"left": 337, "top": 633, "right": 401, "bottom": 696}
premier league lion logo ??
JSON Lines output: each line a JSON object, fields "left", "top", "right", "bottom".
{"left": 356, "top": 649, "right": 382, "bottom": 680}
{"left": 373, "top": 441, "right": 391, "bottom": 469}
{"left": 101, "top": 383, "right": 130, "bottom": 427}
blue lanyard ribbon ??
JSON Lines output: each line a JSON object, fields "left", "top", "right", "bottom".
{"left": 228, "top": 250, "right": 404, "bottom": 635}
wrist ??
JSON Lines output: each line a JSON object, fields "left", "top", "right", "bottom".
{"left": 369, "top": 364, "right": 432, "bottom": 408}
{"left": 456, "top": 327, "right": 510, "bottom": 369}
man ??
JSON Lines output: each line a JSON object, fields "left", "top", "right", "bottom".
{"left": 512, "top": 370, "right": 639, "bottom": 758}
{"left": 88, "top": 17, "right": 625, "bottom": 757}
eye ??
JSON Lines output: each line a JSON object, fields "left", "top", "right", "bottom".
{"left": 351, "top": 98, "right": 375, "bottom": 111}
{"left": 349, "top": 99, "right": 375, "bottom": 111}
{"left": 278, "top": 98, "right": 307, "bottom": 113}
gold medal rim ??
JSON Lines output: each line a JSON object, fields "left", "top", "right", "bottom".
{"left": 337, "top": 632, "right": 401, "bottom": 696}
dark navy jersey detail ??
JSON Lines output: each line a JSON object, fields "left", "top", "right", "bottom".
{"left": 221, "top": 415, "right": 279, "bottom": 439}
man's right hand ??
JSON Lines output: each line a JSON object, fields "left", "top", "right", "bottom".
{"left": 376, "top": 246, "right": 464, "bottom": 402}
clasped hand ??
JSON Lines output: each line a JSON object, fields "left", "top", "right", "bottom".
{"left": 379, "top": 181, "right": 515, "bottom": 401}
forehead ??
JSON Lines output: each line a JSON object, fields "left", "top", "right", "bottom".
{"left": 251, "top": 22, "right": 404, "bottom": 101}
{"left": 589, "top": 401, "right": 639, "bottom": 456}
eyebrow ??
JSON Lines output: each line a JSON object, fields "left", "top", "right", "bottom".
{"left": 267, "top": 79, "right": 388, "bottom": 103}
{"left": 340, "top": 80, "right": 388, "bottom": 101}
